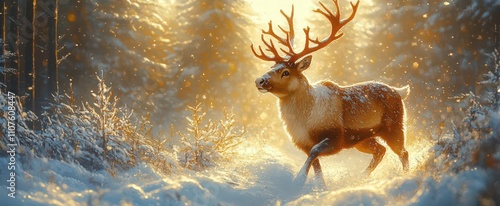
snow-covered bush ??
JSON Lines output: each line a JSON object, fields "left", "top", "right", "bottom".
{"left": 0, "top": 72, "right": 180, "bottom": 174}
{"left": 44, "top": 72, "right": 182, "bottom": 173}
{"left": 1, "top": 72, "right": 245, "bottom": 174}
{"left": 427, "top": 49, "right": 500, "bottom": 173}
{"left": 0, "top": 91, "right": 40, "bottom": 159}
{"left": 134, "top": 124, "right": 178, "bottom": 174}
{"left": 176, "top": 103, "right": 245, "bottom": 170}
{"left": 480, "top": 49, "right": 500, "bottom": 110}
{"left": 35, "top": 73, "right": 136, "bottom": 172}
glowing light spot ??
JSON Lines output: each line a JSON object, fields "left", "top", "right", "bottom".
{"left": 443, "top": 2, "right": 450, "bottom": 6}
{"left": 67, "top": 13, "right": 76, "bottom": 22}
{"left": 260, "top": 112, "right": 268, "bottom": 120}
{"left": 423, "top": 14, "right": 428, "bottom": 18}
{"left": 412, "top": 62, "right": 419, "bottom": 69}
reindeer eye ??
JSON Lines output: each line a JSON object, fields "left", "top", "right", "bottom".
{"left": 281, "top": 71, "right": 290, "bottom": 78}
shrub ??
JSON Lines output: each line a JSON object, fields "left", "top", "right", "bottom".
{"left": 1, "top": 72, "right": 245, "bottom": 174}
{"left": 427, "top": 49, "right": 500, "bottom": 173}
{"left": 176, "top": 102, "right": 245, "bottom": 170}
{"left": 1, "top": 72, "right": 178, "bottom": 174}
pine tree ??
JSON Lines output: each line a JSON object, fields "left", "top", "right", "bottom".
{"left": 32, "top": 0, "right": 58, "bottom": 123}
{"left": 364, "top": 0, "right": 499, "bottom": 128}
{"left": 56, "top": 0, "right": 90, "bottom": 95}
{"left": 57, "top": 0, "right": 178, "bottom": 125}
{"left": 174, "top": 0, "right": 256, "bottom": 108}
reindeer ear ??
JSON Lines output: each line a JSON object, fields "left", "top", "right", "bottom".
{"left": 296, "top": 55, "right": 312, "bottom": 72}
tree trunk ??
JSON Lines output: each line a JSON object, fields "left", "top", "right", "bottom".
{"left": 33, "top": 0, "right": 57, "bottom": 123}
{"left": 1, "top": 2, "right": 5, "bottom": 91}
{"left": 57, "top": 0, "right": 88, "bottom": 97}
{"left": 47, "top": 0, "right": 58, "bottom": 95}
{"left": 4, "top": 0, "right": 18, "bottom": 94}
{"left": 17, "top": 0, "right": 35, "bottom": 113}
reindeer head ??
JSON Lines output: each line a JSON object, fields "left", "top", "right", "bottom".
{"left": 255, "top": 56, "right": 312, "bottom": 97}
{"left": 252, "top": 0, "right": 359, "bottom": 98}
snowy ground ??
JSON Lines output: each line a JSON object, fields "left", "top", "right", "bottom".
{"left": 0, "top": 134, "right": 494, "bottom": 206}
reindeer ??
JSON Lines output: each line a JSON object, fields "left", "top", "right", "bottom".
{"left": 251, "top": 0, "right": 410, "bottom": 187}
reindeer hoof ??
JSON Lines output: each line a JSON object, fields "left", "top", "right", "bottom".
{"left": 293, "top": 172, "right": 307, "bottom": 187}
{"left": 363, "top": 169, "right": 372, "bottom": 177}
{"left": 315, "top": 180, "right": 327, "bottom": 191}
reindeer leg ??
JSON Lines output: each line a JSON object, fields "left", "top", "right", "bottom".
{"left": 355, "top": 138, "right": 386, "bottom": 176}
{"left": 312, "top": 159, "right": 327, "bottom": 190}
{"left": 294, "top": 138, "right": 332, "bottom": 186}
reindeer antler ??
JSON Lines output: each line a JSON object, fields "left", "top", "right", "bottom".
{"left": 250, "top": 0, "right": 360, "bottom": 63}
{"left": 250, "top": 5, "right": 296, "bottom": 63}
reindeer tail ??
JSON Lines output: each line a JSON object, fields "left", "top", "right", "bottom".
{"left": 395, "top": 85, "right": 410, "bottom": 100}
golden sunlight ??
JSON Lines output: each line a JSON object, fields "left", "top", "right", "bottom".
{"left": 248, "top": 0, "right": 374, "bottom": 32}
{"left": 247, "top": 0, "right": 313, "bottom": 46}
{"left": 248, "top": 0, "right": 376, "bottom": 84}
{"left": 248, "top": 0, "right": 313, "bottom": 21}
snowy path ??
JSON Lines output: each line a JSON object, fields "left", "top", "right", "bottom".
{"left": 0, "top": 137, "right": 492, "bottom": 205}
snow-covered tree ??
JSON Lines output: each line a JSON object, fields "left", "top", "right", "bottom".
{"left": 428, "top": 48, "right": 500, "bottom": 173}
{"left": 363, "top": 0, "right": 500, "bottom": 129}
{"left": 176, "top": 102, "right": 244, "bottom": 170}
{"left": 173, "top": 0, "right": 257, "bottom": 110}
{"left": 480, "top": 49, "right": 500, "bottom": 110}
{"left": 57, "top": 0, "right": 179, "bottom": 125}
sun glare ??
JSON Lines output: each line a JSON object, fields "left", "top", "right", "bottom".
{"left": 247, "top": 0, "right": 374, "bottom": 32}
{"left": 247, "top": 0, "right": 374, "bottom": 81}
{"left": 247, "top": 0, "right": 374, "bottom": 44}
{"left": 248, "top": 0, "right": 313, "bottom": 20}
{"left": 248, "top": 0, "right": 313, "bottom": 32}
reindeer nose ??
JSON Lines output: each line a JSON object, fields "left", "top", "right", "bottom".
{"left": 256, "top": 75, "right": 271, "bottom": 88}
{"left": 258, "top": 78, "right": 265, "bottom": 85}
{"left": 255, "top": 77, "right": 264, "bottom": 86}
